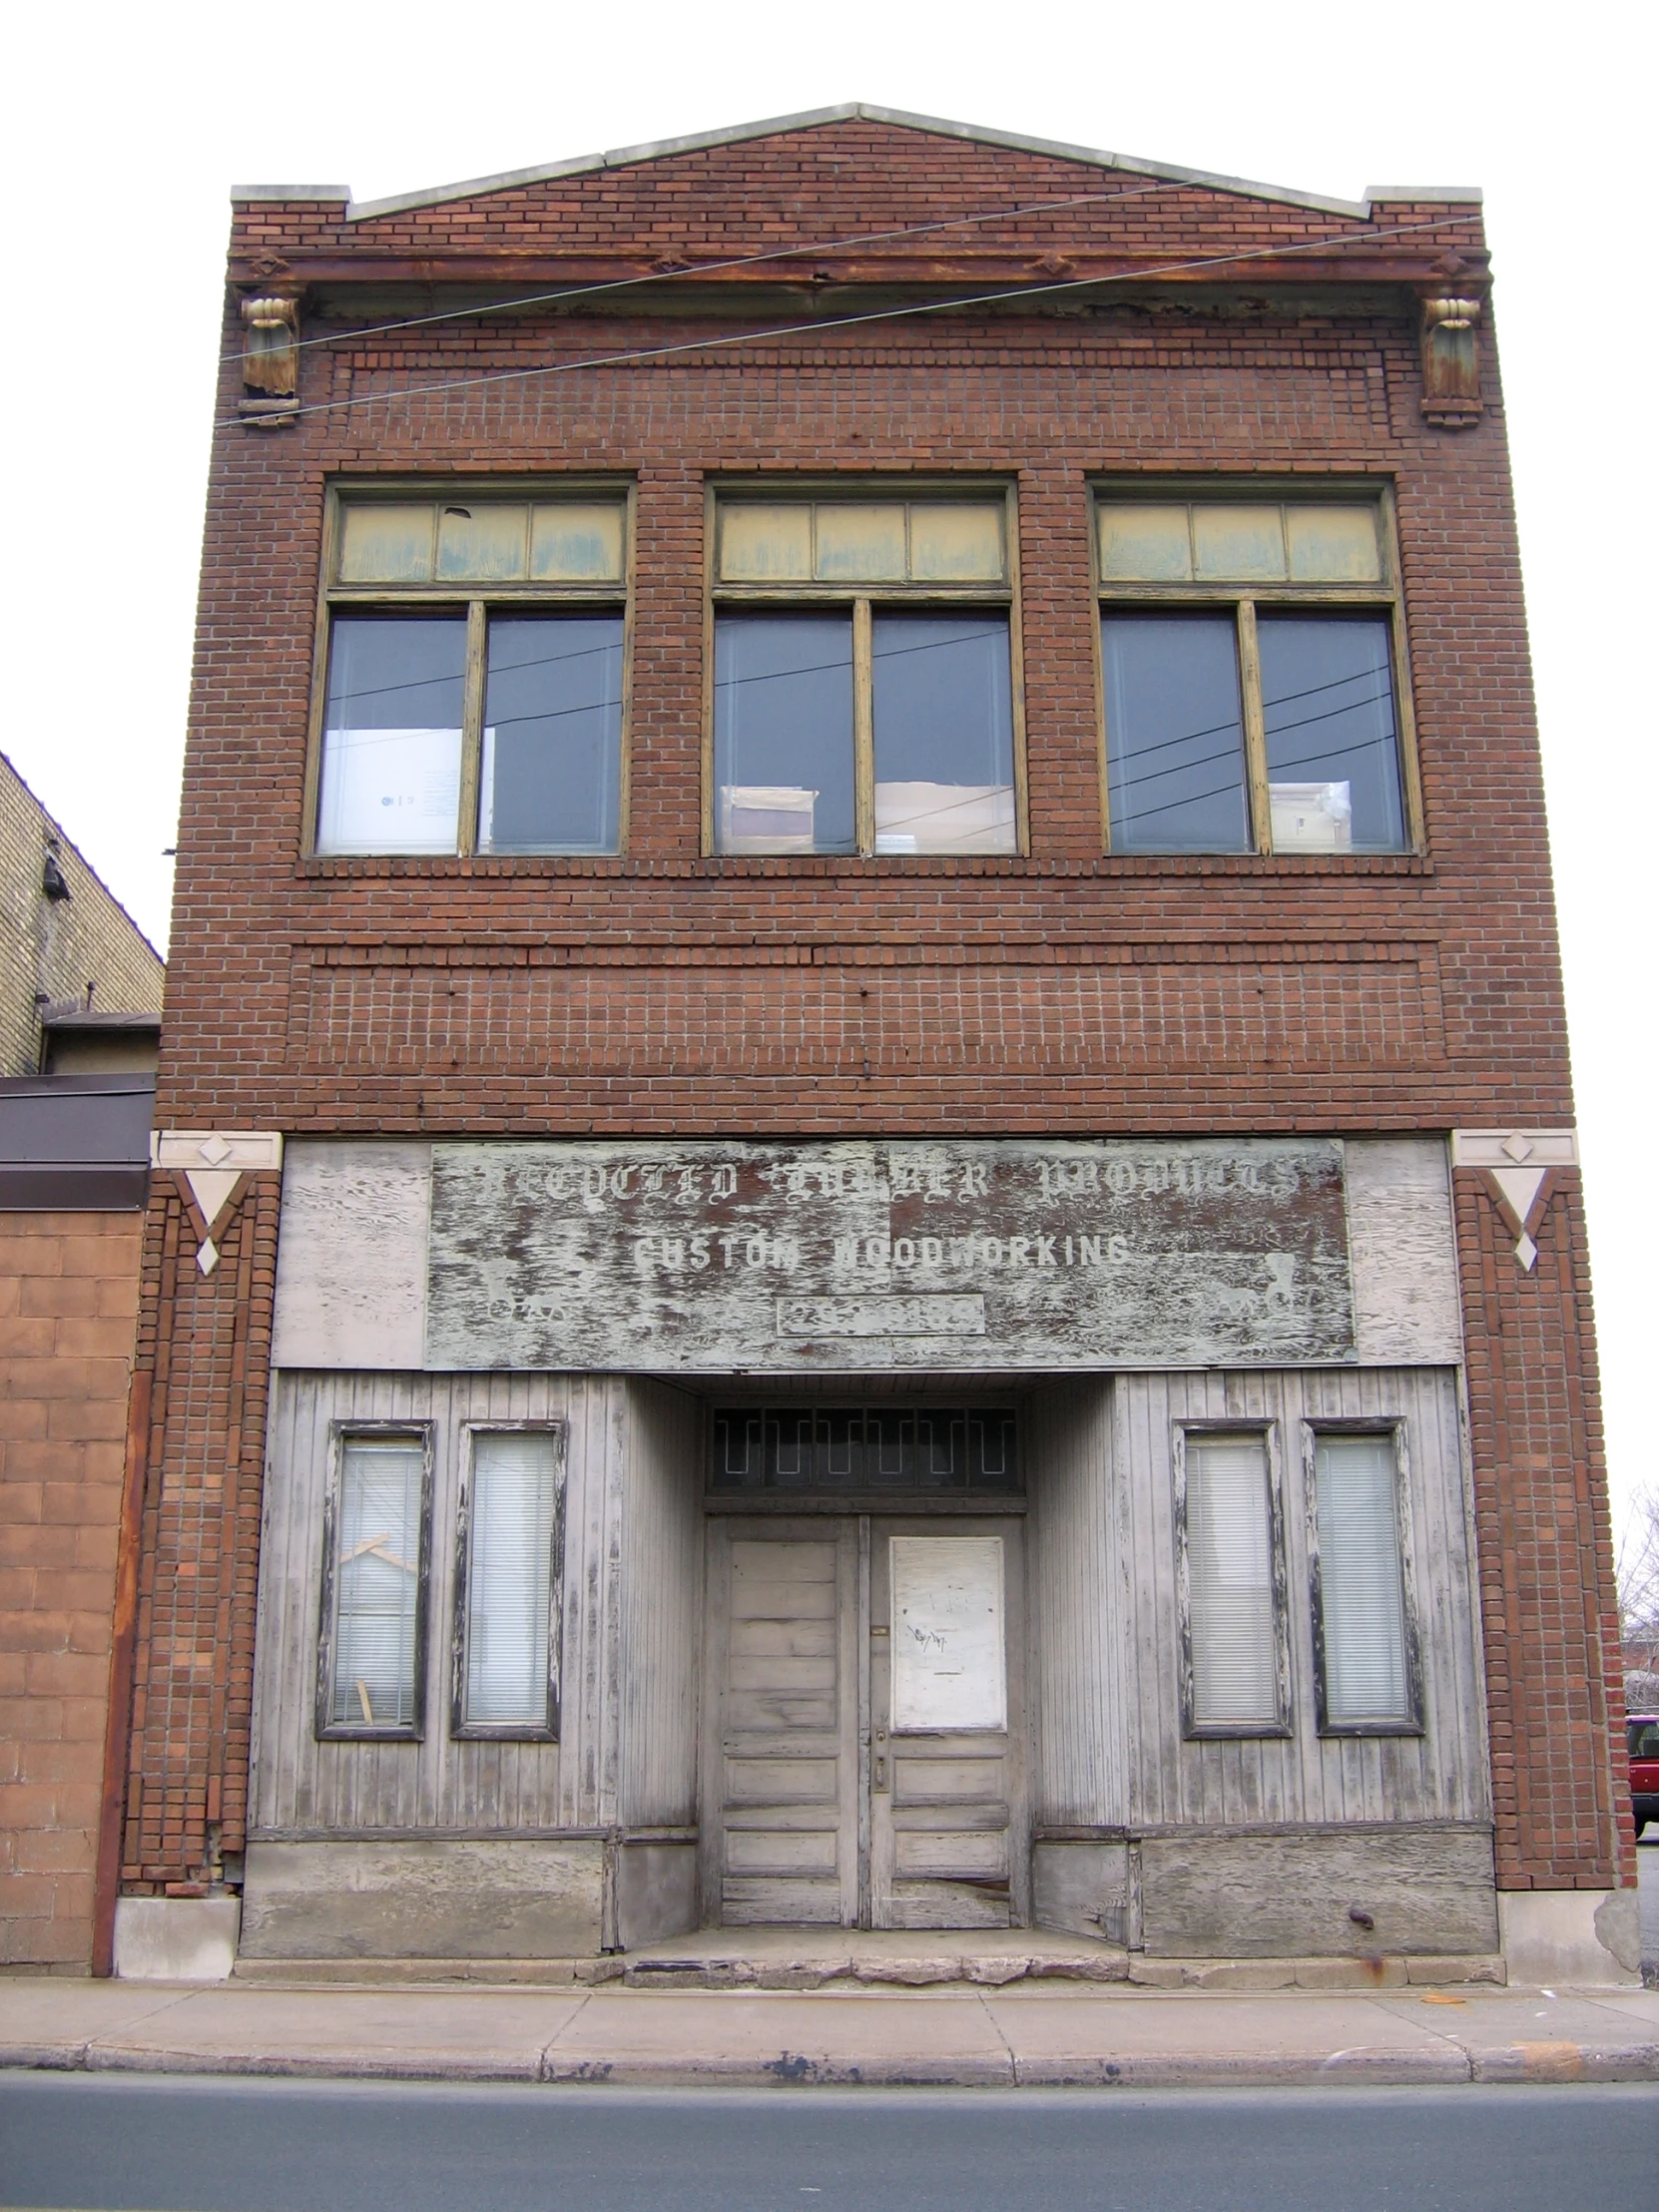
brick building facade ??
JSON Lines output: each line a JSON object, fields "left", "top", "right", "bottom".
{"left": 106, "top": 108, "right": 1635, "bottom": 1981}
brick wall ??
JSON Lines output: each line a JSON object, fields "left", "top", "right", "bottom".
{"left": 1455, "top": 1170, "right": 1635, "bottom": 1891}
{"left": 118, "top": 1176, "right": 277, "bottom": 1898}
{"left": 0, "top": 754, "right": 165, "bottom": 1080}
{"left": 0, "top": 1211, "right": 141, "bottom": 1969}
{"left": 113, "top": 117, "right": 1625, "bottom": 1896}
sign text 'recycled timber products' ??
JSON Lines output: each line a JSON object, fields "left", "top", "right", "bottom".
{"left": 424, "top": 1138, "right": 1356, "bottom": 1373}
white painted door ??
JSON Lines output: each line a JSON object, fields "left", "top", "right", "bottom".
{"left": 705, "top": 1514, "right": 1025, "bottom": 1931}
{"left": 869, "top": 1522, "right": 1025, "bottom": 1930}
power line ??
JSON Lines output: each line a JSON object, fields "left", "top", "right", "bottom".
{"left": 220, "top": 213, "right": 1470, "bottom": 433}
{"left": 226, "top": 179, "right": 1192, "bottom": 370}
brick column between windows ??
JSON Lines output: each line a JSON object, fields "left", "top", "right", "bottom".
{"left": 1453, "top": 1167, "right": 1635, "bottom": 1891}
{"left": 118, "top": 1172, "right": 279, "bottom": 1896}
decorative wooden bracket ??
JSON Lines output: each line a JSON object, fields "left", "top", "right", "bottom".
{"left": 1420, "top": 295, "right": 1484, "bottom": 427}
{"left": 1450, "top": 1128, "right": 1578, "bottom": 1270}
{"left": 240, "top": 294, "right": 301, "bottom": 425}
{"left": 152, "top": 1131, "right": 284, "bottom": 1274}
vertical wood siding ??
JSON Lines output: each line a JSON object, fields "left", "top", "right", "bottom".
{"left": 1111, "top": 1366, "right": 1487, "bottom": 1832}
{"left": 251, "top": 1371, "right": 625, "bottom": 1836}
{"left": 1026, "top": 1379, "right": 1125, "bottom": 1827}
{"left": 618, "top": 1379, "right": 703, "bottom": 1828}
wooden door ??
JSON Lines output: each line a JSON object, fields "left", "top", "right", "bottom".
{"left": 869, "top": 1520, "right": 1026, "bottom": 1931}
{"left": 703, "top": 1518, "right": 860, "bottom": 1927}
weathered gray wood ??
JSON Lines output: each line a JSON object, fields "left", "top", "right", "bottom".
{"left": 1346, "top": 1139, "right": 1461, "bottom": 1365}
{"left": 272, "top": 1141, "right": 432, "bottom": 1369}
{"left": 705, "top": 1521, "right": 860, "bottom": 1929}
{"left": 425, "top": 1137, "right": 1357, "bottom": 1374}
{"left": 1137, "top": 1825, "right": 1498, "bottom": 1956}
{"left": 617, "top": 1380, "right": 702, "bottom": 1831}
{"left": 252, "top": 1370, "right": 620, "bottom": 1841}
{"left": 1108, "top": 1368, "right": 1489, "bottom": 1838}
{"left": 239, "top": 1837, "right": 606, "bottom": 1959}
{"left": 869, "top": 1516, "right": 1026, "bottom": 1931}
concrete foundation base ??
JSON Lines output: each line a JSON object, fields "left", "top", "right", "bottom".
{"left": 113, "top": 1896, "right": 241, "bottom": 1981}
{"left": 1497, "top": 1888, "right": 1641, "bottom": 1985}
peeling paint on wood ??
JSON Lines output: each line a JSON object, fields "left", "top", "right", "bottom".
{"left": 425, "top": 1137, "right": 1356, "bottom": 1374}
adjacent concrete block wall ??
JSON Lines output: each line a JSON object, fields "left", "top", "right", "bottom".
{"left": 0, "top": 1210, "right": 141, "bottom": 1970}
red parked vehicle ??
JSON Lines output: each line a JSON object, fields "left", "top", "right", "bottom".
{"left": 1630, "top": 1716, "right": 1659, "bottom": 1840}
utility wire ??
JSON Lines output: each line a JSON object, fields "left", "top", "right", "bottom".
{"left": 220, "top": 213, "right": 1472, "bottom": 433}
{"left": 228, "top": 178, "right": 1192, "bottom": 369}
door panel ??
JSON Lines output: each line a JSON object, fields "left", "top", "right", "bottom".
{"left": 870, "top": 1522, "right": 1025, "bottom": 1931}
{"left": 706, "top": 1522, "right": 859, "bottom": 1927}
{"left": 705, "top": 1512, "right": 1024, "bottom": 1931}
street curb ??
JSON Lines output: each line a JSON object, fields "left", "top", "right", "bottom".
{"left": 4, "top": 2038, "right": 1657, "bottom": 2088}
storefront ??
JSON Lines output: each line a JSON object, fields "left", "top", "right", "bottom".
{"left": 238, "top": 1131, "right": 1496, "bottom": 1964}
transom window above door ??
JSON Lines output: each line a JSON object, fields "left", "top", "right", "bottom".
{"left": 1093, "top": 490, "right": 1422, "bottom": 857}
{"left": 308, "top": 486, "right": 631, "bottom": 858}
{"left": 709, "top": 492, "right": 1024, "bottom": 858}
{"left": 711, "top": 1405, "right": 1021, "bottom": 1492}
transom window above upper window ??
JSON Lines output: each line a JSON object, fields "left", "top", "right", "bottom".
{"left": 309, "top": 487, "right": 631, "bottom": 858}
{"left": 708, "top": 490, "right": 1024, "bottom": 858}
{"left": 1093, "top": 490, "right": 1421, "bottom": 858}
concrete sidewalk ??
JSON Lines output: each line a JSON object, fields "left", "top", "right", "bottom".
{"left": 2, "top": 1974, "right": 1655, "bottom": 2088}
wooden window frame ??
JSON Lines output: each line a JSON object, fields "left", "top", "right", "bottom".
{"left": 449, "top": 1420, "right": 568, "bottom": 1743}
{"left": 313, "top": 1421, "right": 434, "bottom": 1744}
{"left": 1172, "top": 1420, "right": 1294, "bottom": 1742}
{"left": 302, "top": 478, "right": 637, "bottom": 860}
{"left": 1089, "top": 481, "right": 1423, "bottom": 858}
{"left": 702, "top": 481, "right": 1028, "bottom": 858}
{"left": 1302, "top": 1418, "right": 1425, "bottom": 1739}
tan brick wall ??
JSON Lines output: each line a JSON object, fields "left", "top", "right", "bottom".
{"left": 0, "top": 1211, "right": 141, "bottom": 1969}
{"left": 0, "top": 753, "right": 164, "bottom": 1079}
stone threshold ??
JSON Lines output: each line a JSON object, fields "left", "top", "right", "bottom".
{"left": 232, "top": 1927, "right": 1507, "bottom": 1992}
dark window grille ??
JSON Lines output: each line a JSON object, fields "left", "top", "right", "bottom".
{"left": 710, "top": 1406, "right": 1019, "bottom": 1492}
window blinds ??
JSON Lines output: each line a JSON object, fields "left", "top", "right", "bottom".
{"left": 1185, "top": 1435, "right": 1280, "bottom": 1729}
{"left": 1315, "top": 1433, "right": 1411, "bottom": 1726}
{"left": 331, "top": 1438, "right": 424, "bottom": 1729}
{"left": 464, "top": 1432, "right": 560, "bottom": 1727}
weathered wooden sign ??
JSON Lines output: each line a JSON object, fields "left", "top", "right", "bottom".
{"left": 423, "top": 1137, "right": 1355, "bottom": 1373}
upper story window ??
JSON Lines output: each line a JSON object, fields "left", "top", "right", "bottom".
{"left": 308, "top": 487, "right": 631, "bottom": 856}
{"left": 1093, "top": 490, "right": 1421, "bottom": 856}
{"left": 708, "top": 490, "right": 1024, "bottom": 857}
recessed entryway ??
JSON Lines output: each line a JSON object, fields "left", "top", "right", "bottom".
{"left": 701, "top": 1510, "right": 1027, "bottom": 1930}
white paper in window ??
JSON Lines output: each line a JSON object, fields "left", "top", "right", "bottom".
{"left": 465, "top": 1432, "right": 560, "bottom": 1727}
{"left": 1270, "top": 780, "right": 1353, "bottom": 853}
{"left": 332, "top": 1438, "right": 423, "bottom": 1728}
{"left": 873, "top": 782, "right": 1017, "bottom": 854}
{"left": 890, "top": 1535, "right": 1005, "bottom": 1732}
{"left": 718, "top": 784, "right": 819, "bottom": 853}
{"left": 1316, "top": 1434, "right": 1410, "bottom": 1724}
{"left": 1185, "top": 1436, "right": 1279, "bottom": 1727}
{"left": 316, "top": 726, "right": 462, "bottom": 853}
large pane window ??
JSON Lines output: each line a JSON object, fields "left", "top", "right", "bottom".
{"left": 1181, "top": 1433, "right": 1287, "bottom": 1734}
{"left": 872, "top": 615, "right": 1016, "bottom": 854}
{"left": 1095, "top": 492, "right": 1416, "bottom": 855}
{"left": 312, "top": 489, "right": 629, "bottom": 856}
{"left": 1259, "top": 616, "right": 1404, "bottom": 854}
{"left": 316, "top": 616, "right": 467, "bottom": 855}
{"left": 714, "top": 615, "right": 855, "bottom": 854}
{"left": 456, "top": 1430, "right": 564, "bottom": 1736}
{"left": 1100, "top": 615, "right": 1250, "bottom": 853}
{"left": 1312, "top": 1432, "right": 1416, "bottom": 1730}
{"left": 481, "top": 616, "right": 624, "bottom": 854}
{"left": 711, "top": 492, "right": 1021, "bottom": 856}
{"left": 319, "top": 1433, "right": 428, "bottom": 1737}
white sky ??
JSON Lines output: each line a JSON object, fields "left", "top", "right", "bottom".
{"left": 3, "top": 1, "right": 1652, "bottom": 1547}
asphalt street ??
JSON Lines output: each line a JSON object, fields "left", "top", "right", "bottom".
{"left": 2, "top": 2074, "right": 1653, "bottom": 2212}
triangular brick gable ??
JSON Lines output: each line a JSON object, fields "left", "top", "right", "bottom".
{"left": 231, "top": 107, "right": 1478, "bottom": 271}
